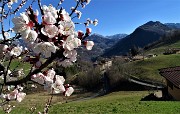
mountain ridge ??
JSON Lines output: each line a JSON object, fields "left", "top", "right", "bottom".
{"left": 103, "top": 21, "right": 173, "bottom": 57}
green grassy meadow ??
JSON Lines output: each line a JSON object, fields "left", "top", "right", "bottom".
{"left": 145, "top": 40, "right": 180, "bottom": 55}
{"left": 125, "top": 54, "right": 180, "bottom": 82}
{"left": 1, "top": 91, "right": 179, "bottom": 114}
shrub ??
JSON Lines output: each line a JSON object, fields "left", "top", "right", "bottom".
{"left": 77, "top": 67, "right": 102, "bottom": 90}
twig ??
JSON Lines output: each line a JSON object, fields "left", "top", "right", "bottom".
{"left": 1, "top": 1, "right": 6, "bottom": 41}
{"left": 37, "top": 0, "right": 44, "bottom": 15}
{"left": 44, "top": 92, "right": 54, "bottom": 113}
{"left": 69, "top": 0, "right": 81, "bottom": 17}
{"left": 4, "top": 57, "right": 13, "bottom": 84}
{"left": 11, "top": 0, "right": 28, "bottom": 15}
{"left": 5, "top": 49, "right": 63, "bottom": 85}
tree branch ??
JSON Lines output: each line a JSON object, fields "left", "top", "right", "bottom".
{"left": 38, "top": 0, "right": 44, "bottom": 15}
{"left": 5, "top": 49, "right": 62, "bottom": 85}
{"left": 4, "top": 57, "right": 13, "bottom": 84}
{"left": 1, "top": 2, "right": 6, "bottom": 41}
{"left": 69, "top": 0, "right": 81, "bottom": 17}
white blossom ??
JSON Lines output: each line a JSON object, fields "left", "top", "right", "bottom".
{"left": 4, "top": 32, "right": 10, "bottom": 38}
{"left": 55, "top": 75, "right": 65, "bottom": 85}
{"left": 16, "top": 92, "right": 26, "bottom": 102}
{"left": 21, "top": 29, "right": 38, "bottom": 42}
{"left": 2, "top": 88, "right": 26, "bottom": 102}
{"left": 51, "top": 83, "right": 65, "bottom": 94}
{"left": 43, "top": 12, "right": 56, "bottom": 25}
{"left": 86, "top": 0, "right": 91, "bottom": 5}
{"left": 10, "top": 45, "right": 23, "bottom": 57}
{"left": 31, "top": 73, "right": 45, "bottom": 85}
{"left": 58, "top": 21, "right": 75, "bottom": 36}
{"left": 42, "top": 5, "right": 58, "bottom": 18}
{"left": 12, "top": 12, "right": 31, "bottom": 33}
{"left": 75, "top": 10, "right": 82, "bottom": 19}
{"left": 93, "top": 19, "right": 98, "bottom": 26}
{"left": 85, "top": 41, "right": 94, "bottom": 50}
{"left": 41, "top": 25, "right": 58, "bottom": 38}
{"left": 61, "top": 9, "right": 71, "bottom": 22}
{"left": 33, "top": 42, "right": 57, "bottom": 58}
{"left": 63, "top": 50, "right": 77, "bottom": 62}
{"left": 65, "top": 87, "right": 74, "bottom": 96}
{"left": 46, "top": 68, "right": 56, "bottom": 80}
{"left": 63, "top": 35, "right": 81, "bottom": 51}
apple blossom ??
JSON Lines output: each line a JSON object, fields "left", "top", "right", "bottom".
{"left": 33, "top": 42, "right": 57, "bottom": 58}
{"left": 42, "top": 12, "right": 56, "bottom": 25}
{"left": 31, "top": 73, "right": 45, "bottom": 85}
{"left": 10, "top": 45, "right": 23, "bottom": 57}
{"left": 0, "top": 85, "right": 26, "bottom": 103}
{"left": 16, "top": 92, "right": 26, "bottom": 102}
{"left": 41, "top": 25, "right": 58, "bottom": 38}
{"left": 0, "top": 1, "right": 96, "bottom": 111}
{"left": 4, "top": 32, "right": 10, "bottom": 38}
{"left": 21, "top": 29, "right": 38, "bottom": 42}
{"left": 85, "top": 41, "right": 94, "bottom": 50}
{"left": 58, "top": 21, "right": 75, "bottom": 36}
{"left": 75, "top": 10, "right": 82, "bottom": 19}
{"left": 51, "top": 82, "right": 65, "bottom": 94}
{"left": 63, "top": 50, "right": 77, "bottom": 62}
{"left": 46, "top": 68, "right": 56, "bottom": 80}
{"left": 42, "top": 5, "right": 58, "bottom": 19}
{"left": 60, "top": 9, "right": 71, "bottom": 22}
{"left": 63, "top": 35, "right": 81, "bottom": 51}
{"left": 12, "top": 12, "right": 32, "bottom": 33}
{"left": 64, "top": 87, "right": 74, "bottom": 97}
{"left": 93, "top": 19, "right": 98, "bottom": 26}
{"left": 55, "top": 75, "right": 65, "bottom": 85}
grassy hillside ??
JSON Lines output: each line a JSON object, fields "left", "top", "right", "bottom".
{"left": 145, "top": 40, "right": 180, "bottom": 55}
{"left": 125, "top": 54, "right": 180, "bottom": 82}
{"left": 2, "top": 91, "right": 180, "bottom": 114}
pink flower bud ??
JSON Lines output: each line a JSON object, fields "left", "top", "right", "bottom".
{"left": 78, "top": 30, "right": 84, "bottom": 39}
{"left": 86, "top": 28, "right": 92, "bottom": 35}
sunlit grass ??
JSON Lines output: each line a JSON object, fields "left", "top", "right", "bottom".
{"left": 146, "top": 40, "right": 180, "bottom": 55}
{"left": 125, "top": 54, "right": 180, "bottom": 82}
{"left": 2, "top": 91, "right": 179, "bottom": 114}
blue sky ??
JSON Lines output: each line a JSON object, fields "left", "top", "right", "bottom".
{"left": 3, "top": 0, "right": 180, "bottom": 36}
{"left": 84, "top": 0, "right": 180, "bottom": 35}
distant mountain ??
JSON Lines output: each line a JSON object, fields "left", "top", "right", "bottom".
{"left": 165, "top": 23, "right": 180, "bottom": 29}
{"left": 77, "top": 34, "right": 120, "bottom": 61}
{"left": 106, "top": 34, "right": 128, "bottom": 39}
{"left": 103, "top": 21, "right": 173, "bottom": 57}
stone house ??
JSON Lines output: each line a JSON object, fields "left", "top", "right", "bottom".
{"left": 159, "top": 66, "right": 180, "bottom": 100}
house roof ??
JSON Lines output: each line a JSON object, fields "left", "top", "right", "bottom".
{"left": 159, "top": 66, "right": 180, "bottom": 89}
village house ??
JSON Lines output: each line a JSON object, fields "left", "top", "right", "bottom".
{"left": 159, "top": 66, "right": 180, "bottom": 100}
